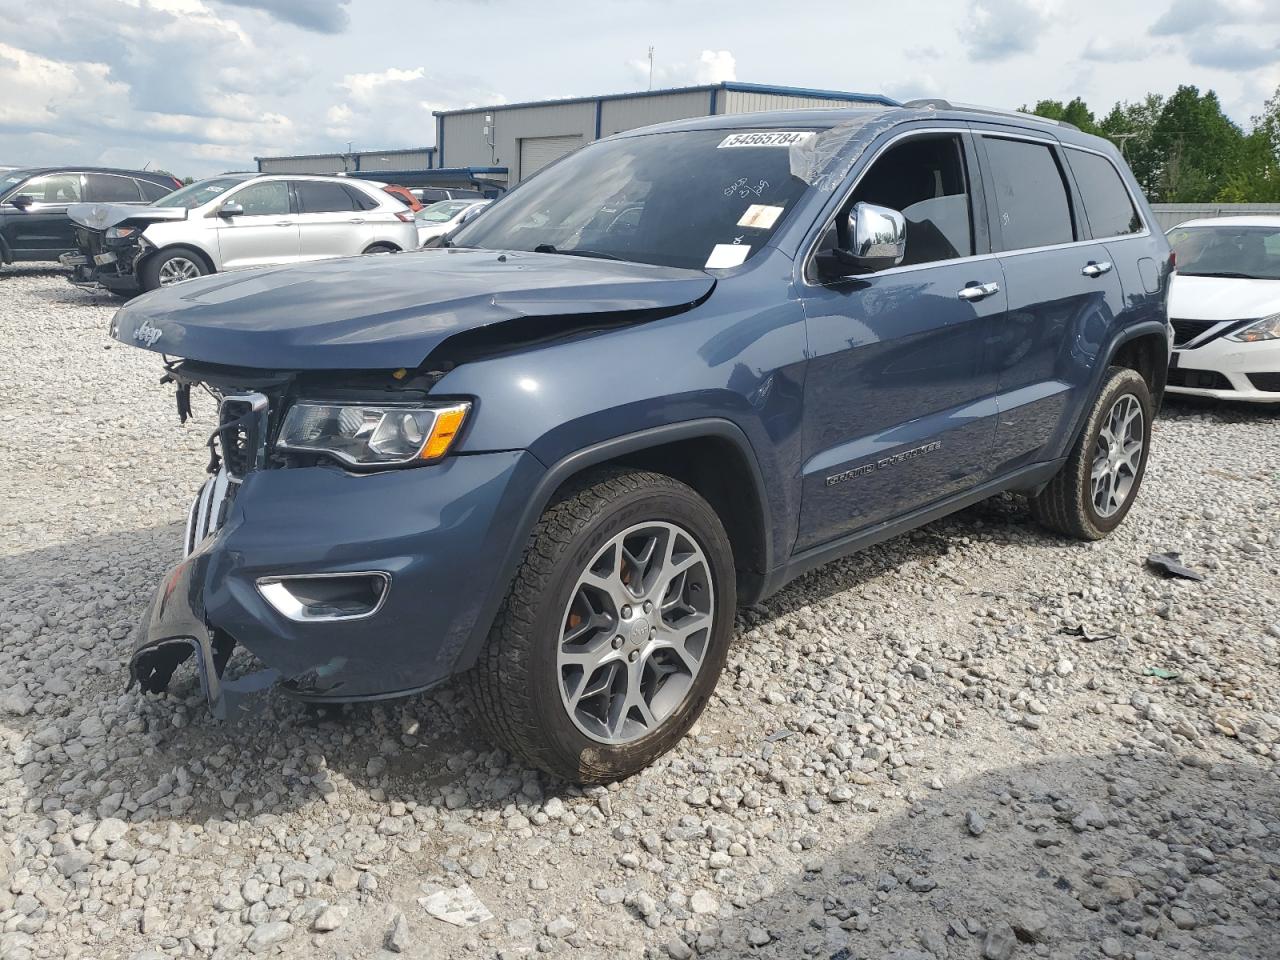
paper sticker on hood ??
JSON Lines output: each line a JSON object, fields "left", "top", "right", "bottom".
{"left": 68, "top": 202, "right": 187, "bottom": 231}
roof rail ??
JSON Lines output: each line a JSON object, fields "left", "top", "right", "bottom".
{"left": 902, "top": 98, "right": 1078, "bottom": 131}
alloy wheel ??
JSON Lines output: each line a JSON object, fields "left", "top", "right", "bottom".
{"left": 157, "top": 257, "right": 201, "bottom": 286}
{"left": 1090, "top": 393, "right": 1144, "bottom": 518}
{"left": 557, "top": 521, "right": 714, "bottom": 745}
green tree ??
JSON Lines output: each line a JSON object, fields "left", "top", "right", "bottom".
{"left": 1148, "top": 85, "right": 1245, "bottom": 202}
{"left": 1022, "top": 97, "right": 1101, "bottom": 135}
{"left": 1098, "top": 94, "right": 1164, "bottom": 198}
{"left": 1219, "top": 85, "right": 1280, "bottom": 202}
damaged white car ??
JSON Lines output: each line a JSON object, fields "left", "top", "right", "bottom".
{"left": 62, "top": 173, "right": 418, "bottom": 295}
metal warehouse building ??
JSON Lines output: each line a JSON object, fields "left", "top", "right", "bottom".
{"left": 255, "top": 81, "right": 894, "bottom": 191}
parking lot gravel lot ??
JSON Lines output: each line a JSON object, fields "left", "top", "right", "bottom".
{"left": 1, "top": 265, "right": 1277, "bottom": 960}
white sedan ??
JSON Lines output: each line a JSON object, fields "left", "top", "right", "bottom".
{"left": 1165, "top": 216, "right": 1280, "bottom": 403}
{"left": 415, "top": 199, "right": 490, "bottom": 247}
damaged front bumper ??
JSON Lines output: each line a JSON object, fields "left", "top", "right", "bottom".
{"left": 130, "top": 450, "right": 545, "bottom": 714}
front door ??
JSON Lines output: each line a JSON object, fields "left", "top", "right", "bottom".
{"left": 5, "top": 172, "right": 83, "bottom": 258}
{"left": 973, "top": 131, "right": 1128, "bottom": 473}
{"left": 796, "top": 129, "right": 1004, "bottom": 552}
{"left": 214, "top": 180, "right": 298, "bottom": 269}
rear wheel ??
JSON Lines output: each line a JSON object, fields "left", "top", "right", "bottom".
{"left": 362, "top": 243, "right": 398, "bottom": 255}
{"left": 141, "top": 247, "right": 208, "bottom": 291}
{"left": 1030, "top": 366, "right": 1153, "bottom": 540}
{"left": 466, "top": 469, "right": 736, "bottom": 782}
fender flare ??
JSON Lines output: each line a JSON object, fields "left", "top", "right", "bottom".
{"left": 456, "top": 418, "right": 773, "bottom": 669}
{"left": 1063, "top": 319, "right": 1170, "bottom": 454}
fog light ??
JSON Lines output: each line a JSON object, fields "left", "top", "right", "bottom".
{"left": 257, "top": 572, "right": 390, "bottom": 622}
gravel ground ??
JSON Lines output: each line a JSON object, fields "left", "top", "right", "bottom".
{"left": 1, "top": 266, "right": 1278, "bottom": 960}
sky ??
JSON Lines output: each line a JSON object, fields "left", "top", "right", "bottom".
{"left": 1, "top": 0, "right": 1278, "bottom": 179}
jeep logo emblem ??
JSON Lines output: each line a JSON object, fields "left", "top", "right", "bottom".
{"left": 133, "top": 320, "right": 163, "bottom": 347}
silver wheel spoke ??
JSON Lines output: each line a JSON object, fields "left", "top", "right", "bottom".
{"left": 557, "top": 520, "right": 714, "bottom": 746}
{"left": 1090, "top": 393, "right": 1144, "bottom": 518}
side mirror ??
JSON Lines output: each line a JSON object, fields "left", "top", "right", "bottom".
{"left": 218, "top": 201, "right": 244, "bottom": 218}
{"left": 8, "top": 194, "right": 34, "bottom": 209}
{"left": 842, "top": 202, "right": 906, "bottom": 273}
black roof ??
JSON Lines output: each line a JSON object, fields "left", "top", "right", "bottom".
{"left": 2, "top": 166, "right": 179, "bottom": 184}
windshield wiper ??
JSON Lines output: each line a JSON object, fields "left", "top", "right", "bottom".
{"left": 532, "top": 243, "right": 623, "bottom": 261}
{"left": 1180, "top": 271, "right": 1269, "bottom": 280}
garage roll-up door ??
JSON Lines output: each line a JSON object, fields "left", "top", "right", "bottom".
{"left": 518, "top": 135, "right": 583, "bottom": 180}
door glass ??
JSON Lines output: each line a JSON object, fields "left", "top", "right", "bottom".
{"left": 1064, "top": 148, "right": 1142, "bottom": 238}
{"left": 228, "top": 182, "right": 290, "bottom": 216}
{"left": 983, "top": 138, "right": 1075, "bottom": 250}
{"left": 811, "top": 134, "right": 974, "bottom": 276}
{"left": 295, "top": 181, "right": 359, "bottom": 213}
{"left": 21, "top": 174, "right": 82, "bottom": 203}
{"left": 85, "top": 173, "right": 142, "bottom": 202}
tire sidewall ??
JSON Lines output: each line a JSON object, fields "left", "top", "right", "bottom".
{"left": 523, "top": 484, "right": 736, "bottom": 780}
{"left": 1079, "top": 368, "right": 1153, "bottom": 534}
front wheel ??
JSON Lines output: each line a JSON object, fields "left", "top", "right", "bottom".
{"left": 1030, "top": 365, "right": 1153, "bottom": 540}
{"left": 466, "top": 469, "right": 736, "bottom": 782}
{"left": 140, "top": 247, "right": 208, "bottom": 291}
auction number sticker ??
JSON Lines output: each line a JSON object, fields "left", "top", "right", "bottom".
{"left": 717, "top": 131, "right": 815, "bottom": 148}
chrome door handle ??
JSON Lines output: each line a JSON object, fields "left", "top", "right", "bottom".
{"left": 957, "top": 281, "right": 1000, "bottom": 301}
{"left": 276, "top": 221, "right": 293, "bottom": 227}
{"left": 1082, "top": 261, "right": 1113, "bottom": 277}
{"left": 348, "top": 218, "right": 365, "bottom": 224}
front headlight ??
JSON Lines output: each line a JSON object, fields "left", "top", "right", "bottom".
{"left": 277, "top": 401, "right": 470, "bottom": 466}
{"left": 1226, "top": 313, "right": 1280, "bottom": 343}
{"left": 105, "top": 226, "right": 137, "bottom": 240}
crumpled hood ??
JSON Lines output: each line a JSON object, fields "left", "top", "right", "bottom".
{"left": 68, "top": 202, "right": 187, "bottom": 231}
{"left": 1169, "top": 273, "right": 1280, "bottom": 321}
{"left": 109, "top": 248, "right": 715, "bottom": 370}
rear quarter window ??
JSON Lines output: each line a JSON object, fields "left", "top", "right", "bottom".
{"left": 1065, "top": 148, "right": 1143, "bottom": 238}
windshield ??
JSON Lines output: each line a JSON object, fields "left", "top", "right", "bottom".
{"left": 0, "top": 171, "right": 33, "bottom": 199}
{"left": 451, "top": 128, "right": 817, "bottom": 270}
{"left": 152, "top": 177, "right": 246, "bottom": 209}
{"left": 1168, "top": 225, "right": 1280, "bottom": 281}
{"left": 416, "top": 200, "right": 474, "bottom": 223}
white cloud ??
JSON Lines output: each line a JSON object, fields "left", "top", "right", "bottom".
{"left": 215, "top": 0, "right": 351, "bottom": 33}
{"left": 695, "top": 50, "right": 736, "bottom": 84}
{"left": 960, "top": 0, "right": 1058, "bottom": 62}
{"left": 324, "top": 66, "right": 506, "bottom": 148}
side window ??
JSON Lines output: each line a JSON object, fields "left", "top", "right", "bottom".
{"left": 982, "top": 137, "right": 1074, "bottom": 250}
{"left": 228, "top": 181, "right": 291, "bottom": 216}
{"left": 21, "top": 174, "right": 82, "bottom": 203}
{"left": 136, "top": 179, "right": 172, "bottom": 202}
{"left": 345, "top": 185, "right": 379, "bottom": 211}
{"left": 1064, "top": 148, "right": 1142, "bottom": 238}
{"left": 294, "top": 181, "right": 358, "bottom": 213}
{"left": 812, "top": 133, "right": 975, "bottom": 275}
{"left": 85, "top": 173, "right": 142, "bottom": 203}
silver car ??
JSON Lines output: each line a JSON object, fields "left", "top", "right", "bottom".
{"left": 64, "top": 173, "right": 418, "bottom": 294}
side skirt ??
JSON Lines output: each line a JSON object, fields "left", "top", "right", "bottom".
{"left": 759, "top": 458, "right": 1065, "bottom": 598}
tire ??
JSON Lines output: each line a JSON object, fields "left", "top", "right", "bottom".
{"left": 140, "top": 247, "right": 208, "bottom": 291}
{"left": 466, "top": 469, "right": 737, "bottom": 783}
{"left": 1030, "top": 365, "right": 1153, "bottom": 540}
{"left": 362, "top": 243, "right": 398, "bottom": 255}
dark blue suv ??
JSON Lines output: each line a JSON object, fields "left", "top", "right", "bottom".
{"left": 113, "top": 102, "right": 1171, "bottom": 782}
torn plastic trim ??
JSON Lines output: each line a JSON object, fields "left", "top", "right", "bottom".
{"left": 788, "top": 108, "right": 933, "bottom": 192}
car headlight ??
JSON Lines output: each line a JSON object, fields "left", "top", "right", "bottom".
{"left": 277, "top": 401, "right": 470, "bottom": 466}
{"left": 105, "top": 226, "right": 137, "bottom": 239}
{"left": 1226, "top": 313, "right": 1280, "bottom": 343}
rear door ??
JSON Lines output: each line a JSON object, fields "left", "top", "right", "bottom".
{"left": 973, "top": 129, "right": 1126, "bottom": 474}
{"left": 796, "top": 127, "right": 1005, "bottom": 551}
{"left": 6, "top": 172, "right": 83, "bottom": 257}
{"left": 214, "top": 180, "right": 298, "bottom": 269}
{"left": 84, "top": 173, "right": 144, "bottom": 205}
{"left": 293, "top": 180, "right": 370, "bottom": 259}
